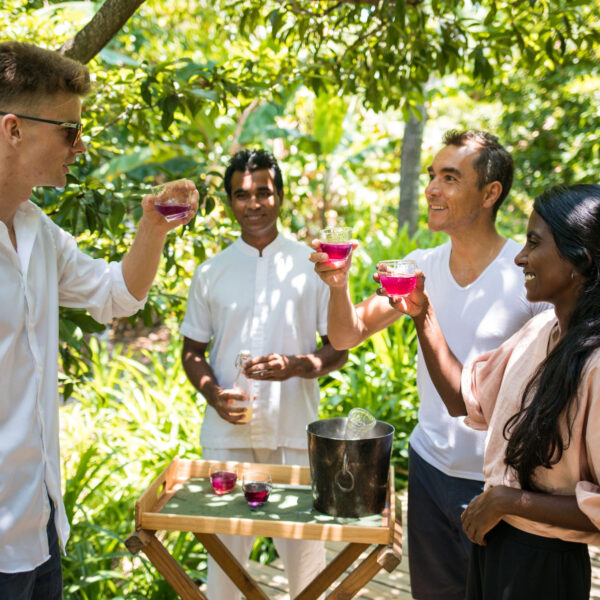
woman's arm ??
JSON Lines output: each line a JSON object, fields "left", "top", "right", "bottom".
{"left": 461, "top": 485, "right": 598, "bottom": 546}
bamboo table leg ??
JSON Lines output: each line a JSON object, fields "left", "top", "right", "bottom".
{"left": 194, "top": 532, "right": 269, "bottom": 600}
{"left": 326, "top": 546, "right": 383, "bottom": 600}
{"left": 126, "top": 530, "right": 207, "bottom": 600}
{"left": 325, "top": 518, "right": 403, "bottom": 600}
{"left": 295, "top": 543, "right": 370, "bottom": 600}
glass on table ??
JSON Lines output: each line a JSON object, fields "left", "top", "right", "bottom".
{"left": 151, "top": 179, "right": 194, "bottom": 222}
{"left": 319, "top": 226, "right": 353, "bottom": 264}
{"left": 209, "top": 463, "right": 238, "bottom": 496}
{"left": 377, "top": 259, "right": 417, "bottom": 296}
{"left": 242, "top": 470, "right": 272, "bottom": 509}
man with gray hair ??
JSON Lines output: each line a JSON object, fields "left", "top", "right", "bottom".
{"left": 311, "top": 130, "right": 549, "bottom": 599}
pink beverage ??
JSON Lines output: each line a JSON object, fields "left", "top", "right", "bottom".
{"left": 210, "top": 471, "right": 237, "bottom": 495}
{"left": 321, "top": 242, "right": 352, "bottom": 261}
{"left": 380, "top": 274, "right": 417, "bottom": 296}
{"left": 243, "top": 482, "right": 271, "bottom": 507}
{"left": 155, "top": 204, "right": 190, "bottom": 219}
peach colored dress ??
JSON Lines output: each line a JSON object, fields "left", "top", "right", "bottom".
{"left": 461, "top": 310, "right": 600, "bottom": 544}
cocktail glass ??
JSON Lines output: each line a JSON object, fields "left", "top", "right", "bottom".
{"left": 209, "top": 464, "right": 238, "bottom": 496}
{"left": 228, "top": 396, "right": 253, "bottom": 424}
{"left": 242, "top": 470, "right": 272, "bottom": 509}
{"left": 377, "top": 260, "right": 417, "bottom": 296}
{"left": 319, "top": 226, "right": 353, "bottom": 265}
{"left": 151, "top": 179, "right": 194, "bottom": 222}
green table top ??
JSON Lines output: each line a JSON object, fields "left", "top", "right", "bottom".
{"left": 160, "top": 478, "right": 384, "bottom": 528}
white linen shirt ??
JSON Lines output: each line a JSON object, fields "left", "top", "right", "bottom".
{"left": 180, "top": 234, "right": 329, "bottom": 451}
{"left": 0, "top": 200, "right": 145, "bottom": 573}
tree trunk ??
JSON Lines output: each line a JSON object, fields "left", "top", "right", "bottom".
{"left": 58, "top": 0, "right": 147, "bottom": 64}
{"left": 398, "top": 104, "right": 426, "bottom": 236}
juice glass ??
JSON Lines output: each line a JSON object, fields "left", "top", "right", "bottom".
{"left": 242, "top": 470, "right": 272, "bottom": 509}
{"left": 377, "top": 260, "right": 417, "bottom": 296}
{"left": 319, "top": 227, "right": 353, "bottom": 264}
{"left": 151, "top": 179, "right": 194, "bottom": 222}
{"left": 209, "top": 464, "right": 238, "bottom": 495}
{"left": 228, "top": 396, "right": 253, "bottom": 424}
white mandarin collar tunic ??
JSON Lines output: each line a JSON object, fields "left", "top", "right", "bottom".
{"left": 181, "top": 233, "right": 329, "bottom": 451}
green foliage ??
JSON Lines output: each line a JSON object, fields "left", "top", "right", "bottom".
{"left": 3, "top": 0, "right": 600, "bottom": 595}
{"left": 61, "top": 335, "right": 207, "bottom": 598}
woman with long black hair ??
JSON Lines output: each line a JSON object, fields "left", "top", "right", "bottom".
{"left": 397, "top": 183, "right": 600, "bottom": 599}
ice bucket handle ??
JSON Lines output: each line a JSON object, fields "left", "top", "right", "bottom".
{"left": 334, "top": 453, "right": 355, "bottom": 492}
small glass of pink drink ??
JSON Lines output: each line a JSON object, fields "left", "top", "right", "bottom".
{"left": 242, "top": 470, "right": 272, "bottom": 509}
{"left": 377, "top": 259, "right": 418, "bottom": 296}
{"left": 319, "top": 226, "right": 353, "bottom": 265}
{"left": 209, "top": 464, "right": 238, "bottom": 496}
{"left": 151, "top": 179, "right": 194, "bottom": 222}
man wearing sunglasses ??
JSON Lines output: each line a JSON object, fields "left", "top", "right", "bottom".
{"left": 0, "top": 41, "right": 198, "bottom": 599}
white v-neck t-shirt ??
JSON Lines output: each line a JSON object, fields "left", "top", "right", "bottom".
{"left": 407, "top": 238, "right": 550, "bottom": 480}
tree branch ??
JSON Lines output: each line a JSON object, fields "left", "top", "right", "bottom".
{"left": 58, "top": 0, "right": 147, "bottom": 64}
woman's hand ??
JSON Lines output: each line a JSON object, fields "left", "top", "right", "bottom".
{"left": 461, "top": 485, "right": 517, "bottom": 545}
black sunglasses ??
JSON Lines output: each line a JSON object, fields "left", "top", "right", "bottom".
{"left": 0, "top": 111, "right": 83, "bottom": 147}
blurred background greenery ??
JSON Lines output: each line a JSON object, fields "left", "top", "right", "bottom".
{"left": 3, "top": 0, "right": 599, "bottom": 597}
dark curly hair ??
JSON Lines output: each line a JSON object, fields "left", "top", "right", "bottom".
{"left": 224, "top": 148, "right": 283, "bottom": 199}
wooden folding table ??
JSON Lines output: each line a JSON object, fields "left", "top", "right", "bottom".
{"left": 125, "top": 457, "right": 402, "bottom": 599}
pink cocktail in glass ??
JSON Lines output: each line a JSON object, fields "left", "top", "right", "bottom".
{"left": 377, "top": 259, "right": 418, "bottom": 296}
{"left": 319, "top": 226, "right": 353, "bottom": 265}
{"left": 209, "top": 470, "right": 237, "bottom": 495}
{"left": 320, "top": 242, "right": 352, "bottom": 261}
{"left": 151, "top": 179, "right": 194, "bottom": 222}
{"left": 242, "top": 470, "right": 272, "bottom": 509}
{"left": 243, "top": 482, "right": 271, "bottom": 507}
{"left": 379, "top": 274, "right": 417, "bottom": 296}
{"left": 155, "top": 204, "right": 191, "bottom": 219}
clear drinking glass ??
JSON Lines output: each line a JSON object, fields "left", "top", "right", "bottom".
{"left": 345, "top": 407, "right": 376, "bottom": 440}
{"left": 319, "top": 226, "right": 353, "bottom": 264}
{"left": 151, "top": 179, "right": 194, "bottom": 222}
{"left": 209, "top": 463, "right": 238, "bottom": 496}
{"left": 242, "top": 470, "right": 272, "bottom": 509}
{"left": 377, "top": 259, "right": 417, "bottom": 296}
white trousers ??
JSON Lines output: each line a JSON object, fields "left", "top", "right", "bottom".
{"left": 203, "top": 447, "right": 326, "bottom": 600}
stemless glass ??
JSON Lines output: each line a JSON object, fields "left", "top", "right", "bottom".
{"left": 151, "top": 179, "right": 194, "bottom": 222}
{"left": 345, "top": 407, "right": 376, "bottom": 440}
{"left": 242, "top": 470, "right": 272, "bottom": 509}
{"left": 319, "top": 226, "right": 353, "bottom": 264}
{"left": 209, "top": 464, "right": 238, "bottom": 496}
{"left": 377, "top": 259, "right": 418, "bottom": 296}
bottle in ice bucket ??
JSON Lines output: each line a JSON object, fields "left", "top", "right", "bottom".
{"left": 231, "top": 350, "right": 254, "bottom": 423}
{"left": 345, "top": 407, "right": 376, "bottom": 439}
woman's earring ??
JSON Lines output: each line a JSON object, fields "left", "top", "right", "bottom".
{"left": 571, "top": 271, "right": 576, "bottom": 279}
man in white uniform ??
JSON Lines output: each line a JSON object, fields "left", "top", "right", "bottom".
{"left": 181, "top": 148, "right": 348, "bottom": 599}
{"left": 310, "top": 130, "right": 549, "bottom": 600}
{"left": 0, "top": 42, "right": 197, "bottom": 599}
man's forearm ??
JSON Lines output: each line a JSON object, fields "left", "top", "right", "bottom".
{"left": 413, "top": 305, "right": 466, "bottom": 416}
{"left": 326, "top": 287, "right": 368, "bottom": 350}
{"left": 121, "top": 220, "right": 167, "bottom": 300}
{"left": 182, "top": 352, "right": 221, "bottom": 407}
{"left": 292, "top": 345, "right": 348, "bottom": 379}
